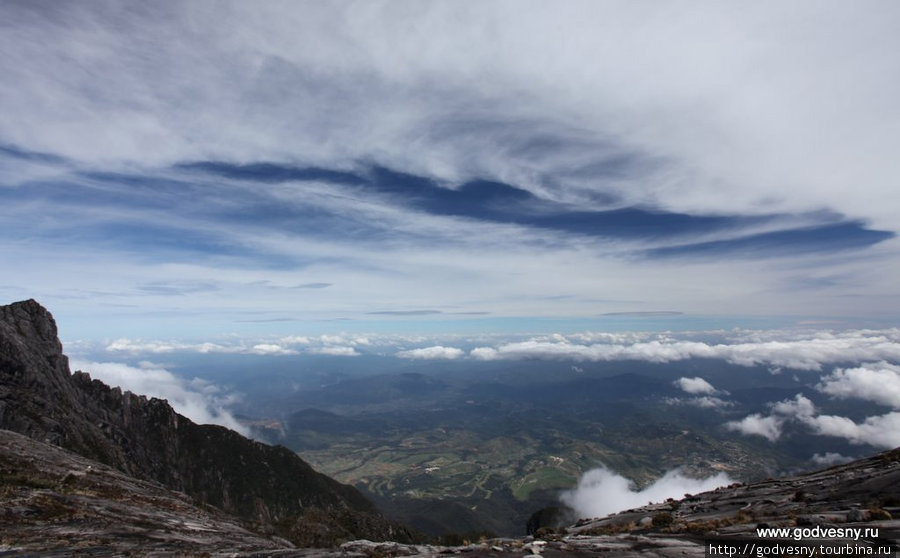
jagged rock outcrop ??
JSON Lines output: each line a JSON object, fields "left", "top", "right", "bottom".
{"left": 0, "top": 299, "right": 414, "bottom": 546}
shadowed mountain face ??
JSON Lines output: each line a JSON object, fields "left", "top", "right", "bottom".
{"left": 0, "top": 299, "right": 414, "bottom": 547}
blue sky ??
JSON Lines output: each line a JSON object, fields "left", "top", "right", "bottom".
{"left": 1, "top": 2, "right": 899, "bottom": 342}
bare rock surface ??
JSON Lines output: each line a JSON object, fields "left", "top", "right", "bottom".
{"left": 0, "top": 428, "right": 289, "bottom": 556}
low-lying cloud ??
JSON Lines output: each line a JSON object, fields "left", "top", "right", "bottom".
{"left": 674, "top": 376, "right": 718, "bottom": 395}
{"left": 308, "top": 346, "right": 359, "bottom": 356}
{"left": 470, "top": 329, "right": 900, "bottom": 371}
{"left": 816, "top": 362, "right": 900, "bottom": 409}
{"left": 70, "top": 359, "right": 249, "bottom": 436}
{"left": 560, "top": 466, "right": 733, "bottom": 520}
{"left": 396, "top": 345, "right": 465, "bottom": 360}
{"left": 725, "top": 393, "right": 816, "bottom": 442}
{"left": 105, "top": 335, "right": 369, "bottom": 356}
{"left": 725, "top": 413, "right": 785, "bottom": 442}
{"left": 725, "top": 390, "right": 900, "bottom": 449}
{"left": 803, "top": 412, "right": 900, "bottom": 449}
{"left": 101, "top": 329, "right": 900, "bottom": 377}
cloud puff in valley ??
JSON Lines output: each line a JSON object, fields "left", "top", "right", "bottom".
{"left": 561, "top": 467, "right": 732, "bottom": 519}
{"left": 674, "top": 377, "right": 718, "bottom": 395}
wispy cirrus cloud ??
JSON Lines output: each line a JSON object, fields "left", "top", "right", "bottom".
{"left": 3, "top": 2, "right": 898, "bottom": 229}
{"left": 2, "top": 2, "right": 899, "bottom": 338}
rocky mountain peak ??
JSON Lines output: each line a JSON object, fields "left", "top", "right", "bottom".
{"left": 0, "top": 298, "right": 67, "bottom": 378}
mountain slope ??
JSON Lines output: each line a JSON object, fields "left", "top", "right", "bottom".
{"left": 0, "top": 428, "right": 291, "bottom": 555}
{"left": 0, "top": 299, "right": 413, "bottom": 546}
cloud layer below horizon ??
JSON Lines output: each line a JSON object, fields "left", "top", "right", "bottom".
{"left": 71, "top": 325, "right": 900, "bottom": 450}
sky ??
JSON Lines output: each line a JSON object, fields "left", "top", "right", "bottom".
{"left": 2, "top": 1, "right": 900, "bottom": 343}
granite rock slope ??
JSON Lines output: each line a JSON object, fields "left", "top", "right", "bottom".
{"left": 0, "top": 428, "right": 291, "bottom": 555}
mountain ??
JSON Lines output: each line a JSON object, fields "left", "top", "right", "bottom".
{"left": 0, "top": 299, "right": 414, "bottom": 548}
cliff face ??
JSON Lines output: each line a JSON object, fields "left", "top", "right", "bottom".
{"left": 0, "top": 299, "right": 413, "bottom": 546}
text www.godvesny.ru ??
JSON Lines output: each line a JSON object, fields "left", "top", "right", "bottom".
{"left": 756, "top": 526, "right": 880, "bottom": 541}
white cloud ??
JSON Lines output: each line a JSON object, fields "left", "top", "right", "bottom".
{"left": 567, "top": 331, "right": 654, "bottom": 344}
{"left": 470, "top": 339, "right": 716, "bottom": 363}
{"left": 725, "top": 413, "right": 784, "bottom": 442}
{"left": 803, "top": 412, "right": 900, "bottom": 450}
{"left": 725, "top": 393, "right": 813, "bottom": 442}
{"left": 666, "top": 375, "right": 734, "bottom": 408}
{"left": 106, "top": 338, "right": 235, "bottom": 354}
{"left": 308, "top": 346, "right": 359, "bottom": 357}
{"left": 250, "top": 343, "right": 298, "bottom": 355}
{"left": 469, "top": 330, "right": 900, "bottom": 370}
{"left": 106, "top": 337, "right": 298, "bottom": 356}
{"left": 279, "top": 335, "right": 311, "bottom": 345}
{"left": 771, "top": 394, "right": 816, "bottom": 419}
{"left": 723, "top": 362, "right": 900, "bottom": 449}
{"left": 674, "top": 376, "right": 718, "bottom": 395}
{"left": 70, "top": 359, "right": 249, "bottom": 436}
{"left": 105, "top": 336, "right": 362, "bottom": 356}
{"left": 318, "top": 334, "right": 371, "bottom": 346}
{"left": 816, "top": 362, "right": 900, "bottom": 409}
{"left": 107, "top": 339, "right": 198, "bottom": 353}
{"left": 3, "top": 2, "right": 899, "bottom": 229}
{"left": 319, "top": 334, "right": 349, "bottom": 345}
{"left": 560, "top": 466, "right": 732, "bottom": 520}
{"left": 102, "top": 329, "right": 900, "bottom": 381}
{"left": 396, "top": 346, "right": 465, "bottom": 360}
{"left": 725, "top": 391, "right": 900, "bottom": 449}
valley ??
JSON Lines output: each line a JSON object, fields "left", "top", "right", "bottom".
{"left": 225, "top": 358, "right": 862, "bottom": 536}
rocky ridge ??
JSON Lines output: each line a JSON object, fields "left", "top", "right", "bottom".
{"left": 0, "top": 299, "right": 413, "bottom": 547}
